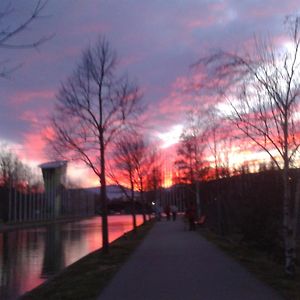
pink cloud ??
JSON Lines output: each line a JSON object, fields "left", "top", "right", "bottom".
{"left": 186, "top": 16, "right": 217, "bottom": 29}
{"left": 181, "top": 0, "right": 227, "bottom": 28}
{"left": 20, "top": 106, "right": 53, "bottom": 131}
{"left": 20, "top": 111, "right": 39, "bottom": 124}
{"left": 18, "top": 126, "right": 101, "bottom": 187}
{"left": 152, "top": 73, "right": 219, "bottom": 123}
{"left": 16, "top": 125, "right": 55, "bottom": 163}
{"left": 119, "top": 53, "right": 145, "bottom": 69}
{"left": 243, "top": 1, "right": 300, "bottom": 20}
{"left": 19, "top": 131, "right": 47, "bottom": 162}
{"left": 10, "top": 89, "right": 55, "bottom": 105}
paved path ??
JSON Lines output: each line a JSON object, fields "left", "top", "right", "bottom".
{"left": 98, "top": 219, "right": 283, "bottom": 300}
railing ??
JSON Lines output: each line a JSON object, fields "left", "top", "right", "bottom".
{"left": 0, "top": 187, "right": 96, "bottom": 224}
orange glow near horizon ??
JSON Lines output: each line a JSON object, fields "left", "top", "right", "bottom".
{"left": 62, "top": 144, "right": 278, "bottom": 188}
{"left": 3, "top": 127, "right": 283, "bottom": 190}
{"left": 162, "top": 175, "right": 173, "bottom": 188}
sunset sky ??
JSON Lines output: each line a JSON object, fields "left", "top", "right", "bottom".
{"left": 0, "top": 0, "right": 299, "bottom": 186}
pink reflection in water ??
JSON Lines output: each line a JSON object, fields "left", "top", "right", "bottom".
{"left": 0, "top": 215, "right": 143, "bottom": 300}
{"left": 64, "top": 215, "right": 143, "bottom": 266}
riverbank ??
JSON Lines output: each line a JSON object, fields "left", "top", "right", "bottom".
{"left": 198, "top": 228, "right": 299, "bottom": 300}
{"left": 0, "top": 213, "right": 139, "bottom": 232}
{"left": 20, "top": 220, "right": 154, "bottom": 300}
{"left": 0, "top": 215, "right": 96, "bottom": 232}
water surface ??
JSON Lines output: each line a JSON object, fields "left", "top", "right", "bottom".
{"left": 0, "top": 215, "right": 142, "bottom": 300}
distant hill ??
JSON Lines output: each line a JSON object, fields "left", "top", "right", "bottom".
{"left": 84, "top": 185, "right": 138, "bottom": 201}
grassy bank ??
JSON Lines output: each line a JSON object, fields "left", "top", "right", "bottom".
{"left": 199, "top": 228, "right": 299, "bottom": 300}
{"left": 21, "top": 220, "right": 154, "bottom": 300}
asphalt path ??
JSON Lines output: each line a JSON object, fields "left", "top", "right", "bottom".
{"left": 98, "top": 218, "right": 283, "bottom": 300}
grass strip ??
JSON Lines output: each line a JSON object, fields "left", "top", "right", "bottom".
{"left": 21, "top": 220, "right": 155, "bottom": 300}
{"left": 198, "top": 228, "right": 300, "bottom": 300}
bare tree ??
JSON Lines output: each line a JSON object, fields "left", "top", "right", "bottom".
{"left": 175, "top": 109, "right": 208, "bottom": 217}
{"left": 0, "top": 146, "right": 41, "bottom": 190}
{"left": 128, "top": 135, "right": 157, "bottom": 222}
{"left": 144, "top": 150, "right": 163, "bottom": 215}
{"left": 198, "top": 16, "right": 300, "bottom": 276}
{"left": 146, "top": 162, "right": 163, "bottom": 193}
{"left": 111, "top": 132, "right": 153, "bottom": 226}
{"left": 0, "top": 148, "right": 20, "bottom": 187}
{"left": 206, "top": 110, "right": 234, "bottom": 179}
{"left": 112, "top": 134, "right": 139, "bottom": 231}
{"left": 0, "top": 0, "right": 51, "bottom": 77}
{"left": 50, "top": 37, "right": 142, "bottom": 253}
{"left": 176, "top": 110, "right": 207, "bottom": 182}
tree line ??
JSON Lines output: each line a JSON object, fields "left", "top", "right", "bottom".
{"left": 2, "top": 1, "right": 299, "bottom": 278}
{"left": 175, "top": 15, "right": 300, "bottom": 277}
{"left": 0, "top": 146, "right": 42, "bottom": 191}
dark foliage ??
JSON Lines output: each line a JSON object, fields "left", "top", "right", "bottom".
{"left": 200, "top": 169, "right": 297, "bottom": 261}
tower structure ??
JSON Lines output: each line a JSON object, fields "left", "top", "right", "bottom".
{"left": 39, "top": 161, "right": 67, "bottom": 218}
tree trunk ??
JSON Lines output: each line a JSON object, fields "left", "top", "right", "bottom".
{"left": 282, "top": 111, "right": 296, "bottom": 276}
{"left": 130, "top": 175, "right": 137, "bottom": 231}
{"left": 100, "top": 140, "right": 109, "bottom": 253}
{"left": 99, "top": 88, "right": 109, "bottom": 253}
{"left": 140, "top": 177, "right": 146, "bottom": 223}
{"left": 140, "top": 188, "right": 146, "bottom": 223}
{"left": 292, "top": 177, "right": 300, "bottom": 262}
{"left": 195, "top": 181, "right": 201, "bottom": 218}
{"left": 282, "top": 159, "right": 295, "bottom": 276}
{"left": 282, "top": 175, "right": 295, "bottom": 276}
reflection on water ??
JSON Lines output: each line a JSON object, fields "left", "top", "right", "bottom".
{"left": 42, "top": 224, "right": 64, "bottom": 278}
{"left": 0, "top": 215, "right": 143, "bottom": 300}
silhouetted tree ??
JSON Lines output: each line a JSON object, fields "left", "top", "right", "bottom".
{"left": 175, "top": 109, "right": 208, "bottom": 217}
{"left": 197, "top": 16, "right": 300, "bottom": 276}
{"left": 145, "top": 152, "right": 163, "bottom": 211}
{"left": 51, "top": 37, "right": 142, "bottom": 253}
{"left": 0, "top": 148, "right": 21, "bottom": 187}
{"left": 0, "top": 146, "right": 42, "bottom": 191}
{"left": 205, "top": 108, "right": 233, "bottom": 179}
{"left": 0, "top": 0, "right": 50, "bottom": 77}
{"left": 130, "top": 134, "right": 153, "bottom": 222}
{"left": 111, "top": 133, "right": 154, "bottom": 224}
{"left": 175, "top": 110, "right": 207, "bottom": 183}
{"left": 112, "top": 134, "right": 138, "bottom": 230}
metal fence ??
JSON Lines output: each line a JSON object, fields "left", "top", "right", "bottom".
{"left": 0, "top": 187, "right": 96, "bottom": 224}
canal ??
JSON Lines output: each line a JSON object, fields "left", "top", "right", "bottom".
{"left": 0, "top": 215, "right": 143, "bottom": 300}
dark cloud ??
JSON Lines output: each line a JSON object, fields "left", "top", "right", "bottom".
{"left": 0, "top": 0, "right": 297, "bottom": 169}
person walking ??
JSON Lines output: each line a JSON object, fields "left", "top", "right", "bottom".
{"left": 171, "top": 205, "right": 178, "bottom": 221}
{"left": 155, "top": 205, "right": 162, "bottom": 221}
{"left": 186, "top": 202, "right": 196, "bottom": 231}
{"left": 164, "top": 204, "right": 171, "bottom": 221}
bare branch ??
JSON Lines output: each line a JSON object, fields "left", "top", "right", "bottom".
{"left": 0, "top": 0, "right": 52, "bottom": 49}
